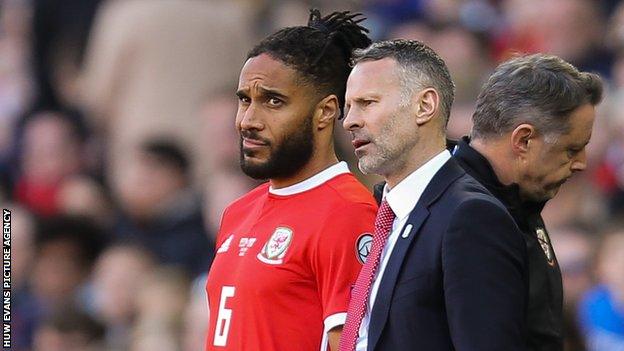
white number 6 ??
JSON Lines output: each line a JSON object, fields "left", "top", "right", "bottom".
{"left": 213, "top": 286, "right": 235, "bottom": 346}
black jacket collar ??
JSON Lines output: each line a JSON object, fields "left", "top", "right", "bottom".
{"left": 451, "top": 136, "right": 546, "bottom": 227}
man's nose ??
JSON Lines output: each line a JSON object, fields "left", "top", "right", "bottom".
{"left": 343, "top": 107, "right": 363, "bottom": 131}
{"left": 237, "top": 103, "right": 264, "bottom": 131}
{"left": 571, "top": 149, "right": 587, "bottom": 172}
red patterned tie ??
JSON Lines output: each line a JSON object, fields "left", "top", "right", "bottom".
{"left": 339, "top": 200, "right": 396, "bottom": 351}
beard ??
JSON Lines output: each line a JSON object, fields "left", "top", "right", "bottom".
{"left": 357, "top": 108, "right": 416, "bottom": 176}
{"left": 239, "top": 113, "right": 314, "bottom": 180}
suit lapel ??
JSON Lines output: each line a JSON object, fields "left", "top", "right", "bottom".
{"left": 367, "top": 158, "right": 465, "bottom": 350}
{"left": 367, "top": 206, "right": 429, "bottom": 350}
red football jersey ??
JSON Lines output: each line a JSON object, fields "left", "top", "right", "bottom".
{"left": 206, "top": 163, "right": 377, "bottom": 350}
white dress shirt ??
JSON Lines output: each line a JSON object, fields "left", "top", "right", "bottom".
{"left": 356, "top": 150, "right": 451, "bottom": 351}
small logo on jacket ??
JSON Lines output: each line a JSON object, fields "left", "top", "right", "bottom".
{"left": 536, "top": 228, "right": 555, "bottom": 266}
{"left": 356, "top": 233, "right": 373, "bottom": 264}
{"left": 257, "top": 227, "right": 293, "bottom": 265}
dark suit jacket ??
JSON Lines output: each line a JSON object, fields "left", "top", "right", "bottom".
{"left": 368, "top": 157, "right": 528, "bottom": 351}
{"left": 451, "top": 137, "right": 563, "bottom": 351}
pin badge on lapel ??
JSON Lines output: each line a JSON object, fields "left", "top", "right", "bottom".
{"left": 401, "top": 224, "right": 413, "bottom": 238}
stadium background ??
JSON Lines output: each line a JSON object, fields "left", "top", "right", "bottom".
{"left": 1, "top": 0, "right": 623, "bottom": 350}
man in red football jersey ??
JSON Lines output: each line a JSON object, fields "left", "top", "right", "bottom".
{"left": 205, "top": 10, "right": 376, "bottom": 351}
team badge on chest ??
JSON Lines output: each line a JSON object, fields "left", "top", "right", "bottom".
{"left": 257, "top": 227, "right": 294, "bottom": 265}
{"left": 536, "top": 227, "right": 556, "bottom": 266}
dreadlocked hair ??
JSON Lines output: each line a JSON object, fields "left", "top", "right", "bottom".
{"left": 248, "top": 9, "right": 371, "bottom": 118}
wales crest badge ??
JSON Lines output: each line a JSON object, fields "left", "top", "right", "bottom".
{"left": 257, "top": 227, "right": 294, "bottom": 265}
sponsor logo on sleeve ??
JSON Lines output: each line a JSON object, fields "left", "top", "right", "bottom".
{"left": 356, "top": 233, "right": 373, "bottom": 264}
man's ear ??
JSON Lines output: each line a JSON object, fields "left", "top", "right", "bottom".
{"left": 510, "top": 123, "right": 536, "bottom": 155}
{"left": 316, "top": 94, "right": 339, "bottom": 130}
{"left": 414, "top": 88, "right": 439, "bottom": 126}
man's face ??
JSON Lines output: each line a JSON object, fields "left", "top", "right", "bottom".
{"left": 22, "top": 113, "right": 82, "bottom": 183}
{"left": 31, "top": 239, "right": 87, "bottom": 303}
{"left": 518, "top": 103, "right": 596, "bottom": 202}
{"left": 343, "top": 58, "right": 418, "bottom": 176}
{"left": 235, "top": 54, "right": 316, "bottom": 180}
{"left": 117, "top": 151, "right": 185, "bottom": 220}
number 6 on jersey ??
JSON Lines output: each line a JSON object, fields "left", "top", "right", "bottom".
{"left": 213, "top": 286, "right": 235, "bottom": 346}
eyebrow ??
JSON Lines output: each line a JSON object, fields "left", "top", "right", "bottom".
{"left": 350, "top": 94, "right": 381, "bottom": 103}
{"left": 236, "top": 86, "right": 289, "bottom": 100}
{"left": 259, "top": 87, "right": 288, "bottom": 100}
{"left": 354, "top": 96, "right": 379, "bottom": 101}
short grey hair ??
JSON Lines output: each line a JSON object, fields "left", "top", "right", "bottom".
{"left": 352, "top": 39, "right": 456, "bottom": 126}
{"left": 471, "top": 53, "right": 603, "bottom": 141}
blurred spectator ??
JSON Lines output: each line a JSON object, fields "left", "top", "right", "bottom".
{"left": 426, "top": 25, "right": 489, "bottom": 103}
{"left": 0, "top": 0, "right": 32, "bottom": 156}
{"left": 79, "top": 0, "right": 253, "bottom": 192}
{"left": 31, "top": 215, "right": 105, "bottom": 308}
{"left": 495, "top": 0, "right": 612, "bottom": 76}
{"left": 33, "top": 307, "right": 105, "bottom": 351}
{"left": 57, "top": 175, "right": 113, "bottom": 227}
{"left": 551, "top": 227, "right": 596, "bottom": 351}
{"left": 13, "top": 215, "right": 105, "bottom": 350}
{"left": 11, "top": 205, "right": 36, "bottom": 291}
{"left": 198, "top": 91, "right": 241, "bottom": 175}
{"left": 135, "top": 267, "right": 189, "bottom": 327}
{"left": 11, "top": 205, "right": 37, "bottom": 351}
{"left": 130, "top": 329, "right": 179, "bottom": 351}
{"left": 181, "top": 274, "right": 208, "bottom": 351}
{"left": 579, "top": 230, "right": 624, "bottom": 350}
{"left": 14, "top": 110, "right": 89, "bottom": 216}
{"left": 363, "top": 0, "right": 425, "bottom": 38}
{"left": 89, "top": 243, "right": 156, "bottom": 351}
{"left": 131, "top": 267, "right": 190, "bottom": 351}
{"left": 387, "top": 20, "right": 432, "bottom": 43}
{"left": 595, "top": 91, "right": 624, "bottom": 217}
{"left": 114, "top": 139, "right": 214, "bottom": 275}
{"left": 543, "top": 175, "right": 609, "bottom": 229}
{"left": 198, "top": 92, "right": 256, "bottom": 233}
{"left": 551, "top": 228, "right": 595, "bottom": 308}
{"left": 30, "top": 0, "right": 102, "bottom": 109}
{"left": 255, "top": 0, "right": 314, "bottom": 34}
{"left": 0, "top": 170, "right": 10, "bottom": 202}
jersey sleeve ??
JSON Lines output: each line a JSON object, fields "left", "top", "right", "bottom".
{"left": 311, "top": 201, "right": 377, "bottom": 329}
{"left": 214, "top": 205, "right": 230, "bottom": 246}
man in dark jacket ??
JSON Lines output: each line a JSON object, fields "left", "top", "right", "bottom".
{"left": 452, "top": 54, "right": 603, "bottom": 350}
{"left": 372, "top": 53, "right": 603, "bottom": 350}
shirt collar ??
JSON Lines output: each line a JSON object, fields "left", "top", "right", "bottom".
{"left": 383, "top": 150, "right": 451, "bottom": 220}
{"left": 269, "top": 161, "right": 350, "bottom": 196}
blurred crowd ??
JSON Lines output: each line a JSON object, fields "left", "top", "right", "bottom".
{"left": 1, "top": 0, "right": 623, "bottom": 350}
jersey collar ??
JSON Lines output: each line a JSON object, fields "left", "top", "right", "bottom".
{"left": 269, "top": 161, "right": 350, "bottom": 196}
